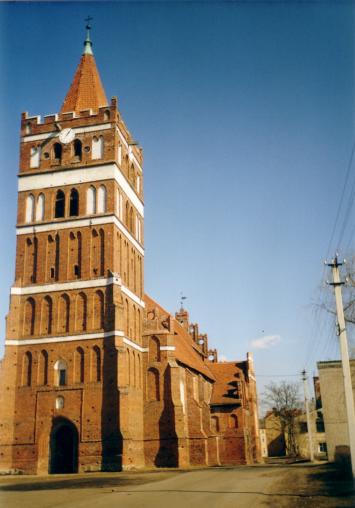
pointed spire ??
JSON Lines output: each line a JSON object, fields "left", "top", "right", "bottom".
{"left": 83, "top": 16, "right": 93, "bottom": 55}
{"left": 60, "top": 19, "right": 108, "bottom": 114}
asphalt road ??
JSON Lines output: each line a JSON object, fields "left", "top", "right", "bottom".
{"left": 0, "top": 463, "right": 354, "bottom": 508}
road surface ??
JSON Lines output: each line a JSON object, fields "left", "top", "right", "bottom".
{"left": 0, "top": 463, "right": 354, "bottom": 508}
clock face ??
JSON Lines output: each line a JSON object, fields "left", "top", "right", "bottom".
{"left": 59, "top": 128, "right": 75, "bottom": 144}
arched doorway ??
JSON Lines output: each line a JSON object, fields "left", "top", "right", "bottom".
{"left": 49, "top": 418, "right": 78, "bottom": 474}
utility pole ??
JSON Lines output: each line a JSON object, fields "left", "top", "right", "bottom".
{"left": 326, "top": 255, "right": 355, "bottom": 478}
{"left": 302, "top": 369, "right": 314, "bottom": 462}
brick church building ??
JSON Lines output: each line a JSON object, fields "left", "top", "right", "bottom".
{"left": 0, "top": 28, "right": 261, "bottom": 474}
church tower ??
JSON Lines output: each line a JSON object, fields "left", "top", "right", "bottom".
{"left": 0, "top": 25, "right": 145, "bottom": 473}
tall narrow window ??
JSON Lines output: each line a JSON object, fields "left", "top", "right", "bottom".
{"left": 97, "top": 185, "right": 107, "bottom": 213}
{"left": 40, "top": 350, "right": 49, "bottom": 385}
{"left": 75, "top": 292, "right": 87, "bottom": 332}
{"left": 73, "top": 139, "right": 82, "bottom": 160}
{"left": 92, "top": 136, "right": 104, "bottom": 159}
{"left": 93, "top": 290, "right": 104, "bottom": 329}
{"left": 116, "top": 189, "right": 121, "bottom": 219}
{"left": 23, "top": 298, "right": 35, "bottom": 336}
{"left": 86, "top": 186, "right": 96, "bottom": 214}
{"left": 93, "top": 346, "right": 101, "bottom": 382}
{"left": 30, "top": 146, "right": 40, "bottom": 168}
{"left": 58, "top": 294, "right": 70, "bottom": 333}
{"left": 55, "top": 190, "right": 65, "bottom": 218}
{"left": 41, "top": 295, "right": 53, "bottom": 335}
{"left": 36, "top": 193, "right": 45, "bottom": 221}
{"left": 53, "top": 143, "right": 62, "bottom": 161}
{"left": 118, "top": 144, "right": 122, "bottom": 165}
{"left": 129, "top": 207, "right": 134, "bottom": 234}
{"left": 69, "top": 188, "right": 79, "bottom": 216}
{"left": 23, "top": 352, "right": 32, "bottom": 386}
{"left": 25, "top": 194, "right": 35, "bottom": 223}
{"left": 74, "top": 347, "right": 84, "bottom": 383}
{"left": 136, "top": 175, "right": 140, "bottom": 194}
{"left": 99, "top": 229, "right": 105, "bottom": 276}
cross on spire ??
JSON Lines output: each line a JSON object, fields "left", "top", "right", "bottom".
{"left": 83, "top": 16, "right": 93, "bottom": 55}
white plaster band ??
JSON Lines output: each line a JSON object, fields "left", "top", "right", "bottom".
{"left": 18, "top": 163, "right": 144, "bottom": 217}
{"left": 10, "top": 278, "right": 145, "bottom": 308}
{"left": 5, "top": 330, "right": 124, "bottom": 346}
{"left": 22, "top": 123, "right": 112, "bottom": 143}
{"left": 122, "top": 338, "right": 176, "bottom": 354}
{"left": 16, "top": 214, "right": 144, "bottom": 256}
{"left": 123, "top": 337, "right": 147, "bottom": 353}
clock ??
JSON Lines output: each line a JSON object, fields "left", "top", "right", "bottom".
{"left": 59, "top": 128, "right": 75, "bottom": 144}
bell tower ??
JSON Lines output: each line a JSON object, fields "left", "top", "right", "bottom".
{"left": 0, "top": 24, "right": 145, "bottom": 473}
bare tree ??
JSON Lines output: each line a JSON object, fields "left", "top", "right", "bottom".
{"left": 263, "top": 381, "right": 301, "bottom": 457}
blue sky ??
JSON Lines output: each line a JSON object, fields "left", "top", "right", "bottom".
{"left": 0, "top": 1, "right": 354, "bottom": 400}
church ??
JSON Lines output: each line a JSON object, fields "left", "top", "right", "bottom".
{"left": 0, "top": 27, "right": 261, "bottom": 474}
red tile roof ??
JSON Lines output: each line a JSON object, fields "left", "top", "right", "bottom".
{"left": 144, "top": 294, "right": 215, "bottom": 382}
{"left": 61, "top": 54, "right": 108, "bottom": 113}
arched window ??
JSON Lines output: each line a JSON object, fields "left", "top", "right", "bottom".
{"left": 125, "top": 299, "right": 129, "bottom": 336}
{"left": 147, "top": 368, "right": 160, "bottom": 401}
{"left": 30, "top": 146, "right": 40, "bottom": 168}
{"left": 58, "top": 293, "right": 70, "bottom": 333}
{"left": 97, "top": 185, "right": 107, "bottom": 213}
{"left": 41, "top": 295, "right": 53, "bottom": 335}
{"left": 93, "top": 290, "right": 104, "bottom": 329}
{"left": 137, "top": 354, "right": 141, "bottom": 388}
{"left": 23, "top": 297, "right": 35, "bottom": 336}
{"left": 53, "top": 143, "right": 62, "bottom": 161}
{"left": 69, "top": 188, "right": 79, "bottom": 217}
{"left": 92, "top": 346, "right": 101, "bottom": 382}
{"left": 75, "top": 292, "right": 87, "bottom": 331}
{"left": 211, "top": 416, "right": 220, "bottom": 433}
{"left": 55, "top": 190, "right": 65, "bottom": 218}
{"left": 86, "top": 186, "right": 96, "bottom": 214}
{"left": 22, "top": 352, "right": 32, "bottom": 386}
{"left": 25, "top": 194, "right": 35, "bottom": 223}
{"left": 74, "top": 347, "right": 84, "bottom": 383}
{"left": 36, "top": 193, "right": 45, "bottom": 221}
{"left": 25, "top": 122, "right": 31, "bottom": 135}
{"left": 229, "top": 414, "right": 239, "bottom": 429}
{"left": 54, "top": 359, "right": 67, "bottom": 386}
{"left": 149, "top": 336, "right": 160, "bottom": 362}
{"left": 40, "top": 350, "right": 49, "bottom": 385}
{"left": 92, "top": 136, "right": 104, "bottom": 159}
{"left": 116, "top": 189, "right": 121, "bottom": 219}
{"left": 73, "top": 139, "right": 82, "bottom": 160}
{"left": 103, "top": 110, "right": 110, "bottom": 121}
{"left": 136, "top": 175, "right": 141, "bottom": 194}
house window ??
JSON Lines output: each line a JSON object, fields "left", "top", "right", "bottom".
{"left": 53, "top": 143, "right": 62, "bottom": 161}
{"left": 299, "top": 422, "right": 308, "bottom": 433}
{"left": 319, "top": 442, "right": 327, "bottom": 453}
{"left": 316, "top": 419, "right": 325, "bottom": 433}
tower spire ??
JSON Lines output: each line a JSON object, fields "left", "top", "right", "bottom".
{"left": 83, "top": 16, "right": 93, "bottom": 55}
{"left": 60, "top": 18, "right": 108, "bottom": 114}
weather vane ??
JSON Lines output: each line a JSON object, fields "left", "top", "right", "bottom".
{"left": 179, "top": 292, "right": 187, "bottom": 310}
{"left": 85, "top": 16, "right": 93, "bottom": 30}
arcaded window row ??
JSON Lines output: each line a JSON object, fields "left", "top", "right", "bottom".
{"left": 21, "top": 346, "right": 102, "bottom": 387}
{"left": 24, "top": 186, "right": 142, "bottom": 243}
